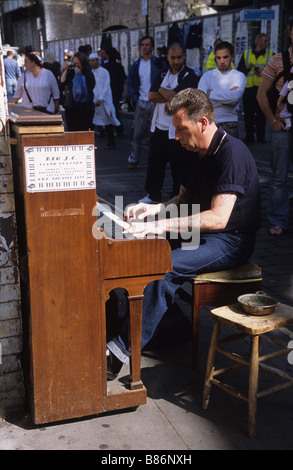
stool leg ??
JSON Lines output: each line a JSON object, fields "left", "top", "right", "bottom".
{"left": 192, "top": 284, "right": 201, "bottom": 368}
{"left": 202, "top": 320, "right": 220, "bottom": 410}
{"left": 248, "top": 334, "right": 260, "bottom": 438}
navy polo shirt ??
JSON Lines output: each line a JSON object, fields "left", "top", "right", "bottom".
{"left": 181, "top": 128, "right": 261, "bottom": 234}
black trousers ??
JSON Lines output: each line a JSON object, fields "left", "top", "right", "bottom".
{"left": 145, "top": 127, "right": 185, "bottom": 201}
{"left": 242, "top": 86, "right": 266, "bottom": 142}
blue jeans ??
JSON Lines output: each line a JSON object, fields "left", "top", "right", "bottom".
{"left": 6, "top": 78, "right": 17, "bottom": 101}
{"left": 107, "top": 231, "right": 256, "bottom": 363}
{"left": 128, "top": 100, "right": 155, "bottom": 164}
{"left": 268, "top": 128, "right": 293, "bottom": 229}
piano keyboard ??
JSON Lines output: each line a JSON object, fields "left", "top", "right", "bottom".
{"left": 96, "top": 202, "right": 132, "bottom": 239}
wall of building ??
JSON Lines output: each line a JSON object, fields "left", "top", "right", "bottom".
{"left": 46, "top": 3, "right": 280, "bottom": 77}
{"left": 0, "top": 29, "right": 25, "bottom": 416}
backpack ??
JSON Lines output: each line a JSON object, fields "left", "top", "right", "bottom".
{"left": 266, "top": 50, "right": 291, "bottom": 113}
{"left": 72, "top": 71, "right": 89, "bottom": 103}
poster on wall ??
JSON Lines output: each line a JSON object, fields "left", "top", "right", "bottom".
{"left": 155, "top": 25, "right": 168, "bottom": 50}
{"left": 130, "top": 30, "right": 140, "bottom": 63}
{"left": 234, "top": 21, "right": 248, "bottom": 67}
{"left": 120, "top": 32, "right": 128, "bottom": 74}
{"left": 220, "top": 14, "right": 233, "bottom": 43}
{"left": 202, "top": 17, "right": 219, "bottom": 64}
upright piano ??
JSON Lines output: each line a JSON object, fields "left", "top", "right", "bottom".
{"left": 9, "top": 105, "right": 172, "bottom": 424}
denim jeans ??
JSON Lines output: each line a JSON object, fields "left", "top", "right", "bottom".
{"left": 6, "top": 78, "right": 17, "bottom": 101}
{"left": 107, "top": 231, "right": 256, "bottom": 363}
{"left": 268, "top": 128, "right": 293, "bottom": 229}
{"left": 128, "top": 100, "right": 155, "bottom": 164}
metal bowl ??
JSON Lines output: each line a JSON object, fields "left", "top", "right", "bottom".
{"left": 237, "top": 291, "right": 277, "bottom": 316}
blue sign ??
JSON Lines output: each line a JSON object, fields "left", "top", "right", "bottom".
{"left": 241, "top": 9, "right": 275, "bottom": 21}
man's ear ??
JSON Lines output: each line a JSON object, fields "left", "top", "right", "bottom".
{"left": 199, "top": 116, "right": 208, "bottom": 132}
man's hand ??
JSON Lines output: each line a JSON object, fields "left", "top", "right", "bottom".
{"left": 124, "top": 219, "right": 166, "bottom": 238}
{"left": 124, "top": 202, "right": 163, "bottom": 222}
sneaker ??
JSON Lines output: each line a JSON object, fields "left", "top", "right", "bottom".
{"left": 106, "top": 349, "right": 123, "bottom": 381}
{"left": 138, "top": 194, "right": 159, "bottom": 204}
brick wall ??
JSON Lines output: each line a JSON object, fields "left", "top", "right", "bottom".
{"left": 0, "top": 113, "right": 25, "bottom": 416}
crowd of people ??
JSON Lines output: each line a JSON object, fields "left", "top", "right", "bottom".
{"left": 3, "top": 25, "right": 293, "bottom": 379}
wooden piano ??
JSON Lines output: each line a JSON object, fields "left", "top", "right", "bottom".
{"left": 9, "top": 105, "right": 172, "bottom": 424}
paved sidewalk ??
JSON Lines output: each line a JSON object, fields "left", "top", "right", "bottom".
{"left": 1, "top": 115, "right": 293, "bottom": 451}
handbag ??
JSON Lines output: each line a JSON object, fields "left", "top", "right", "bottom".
{"left": 266, "top": 50, "right": 291, "bottom": 113}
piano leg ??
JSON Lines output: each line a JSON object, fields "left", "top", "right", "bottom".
{"left": 128, "top": 294, "right": 144, "bottom": 390}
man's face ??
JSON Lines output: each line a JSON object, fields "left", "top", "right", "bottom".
{"left": 140, "top": 39, "right": 153, "bottom": 57}
{"left": 215, "top": 48, "right": 233, "bottom": 72}
{"left": 258, "top": 35, "right": 269, "bottom": 50}
{"left": 167, "top": 47, "right": 186, "bottom": 73}
{"left": 89, "top": 58, "right": 99, "bottom": 69}
{"left": 172, "top": 109, "right": 203, "bottom": 152}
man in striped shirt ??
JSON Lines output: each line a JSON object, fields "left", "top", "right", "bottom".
{"left": 257, "top": 21, "right": 293, "bottom": 236}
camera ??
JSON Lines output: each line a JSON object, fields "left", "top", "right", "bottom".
{"left": 67, "top": 62, "right": 74, "bottom": 69}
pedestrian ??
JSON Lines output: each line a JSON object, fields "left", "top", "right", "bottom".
{"left": 198, "top": 41, "right": 246, "bottom": 137}
{"left": 106, "top": 88, "right": 261, "bottom": 379}
{"left": 89, "top": 52, "right": 120, "bottom": 149}
{"left": 256, "top": 20, "right": 293, "bottom": 236}
{"left": 4, "top": 50, "right": 21, "bottom": 101}
{"left": 12, "top": 52, "right": 59, "bottom": 114}
{"left": 139, "top": 43, "right": 198, "bottom": 204}
{"left": 127, "top": 35, "right": 165, "bottom": 169}
{"left": 60, "top": 51, "right": 95, "bottom": 131}
{"left": 103, "top": 47, "right": 127, "bottom": 136}
{"left": 238, "top": 33, "right": 274, "bottom": 144}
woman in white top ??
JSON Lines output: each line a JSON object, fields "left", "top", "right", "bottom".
{"left": 13, "top": 53, "right": 60, "bottom": 114}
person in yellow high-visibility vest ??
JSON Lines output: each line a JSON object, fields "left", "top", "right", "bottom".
{"left": 238, "top": 33, "right": 274, "bottom": 143}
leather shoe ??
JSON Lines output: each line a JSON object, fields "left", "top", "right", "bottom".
{"left": 107, "top": 349, "right": 123, "bottom": 381}
{"left": 129, "top": 162, "right": 137, "bottom": 169}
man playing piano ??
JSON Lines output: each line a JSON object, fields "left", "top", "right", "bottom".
{"left": 107, "top": 88, "right": 261, "bottom": 379}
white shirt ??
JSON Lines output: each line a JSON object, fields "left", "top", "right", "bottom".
{"left": 14, "top": 68, "right": 60, "bottom": 113}
{"left": 138, "top": 58, "right": 151, "bottom": 101}
{"left": 92, "top": 66, "right": 119, "bottom": 126}
{"left": 154, "top": 69, "right": 179, "bottom": 131}
{"left": 198, "top": 68, "right": 246, "bottom": 123}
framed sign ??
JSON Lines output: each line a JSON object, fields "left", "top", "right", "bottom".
{"left": 24, "top": 144, "right": 96, "bottom": 193}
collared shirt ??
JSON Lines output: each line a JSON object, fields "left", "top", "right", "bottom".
{"left": 261, "top": 47, "right": 293, "bottom": 92}
{"left": 181, "top": 128, "right": 261, "bottom": 234}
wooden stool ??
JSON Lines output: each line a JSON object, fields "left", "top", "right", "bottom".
{"left": 192, "top": 261, "right": 262, "bottom": 366}
{"left": 202, "top": 303, "right": 293, "bottom": 438}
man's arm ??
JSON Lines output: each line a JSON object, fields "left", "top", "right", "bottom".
{"left": 209, "top": 73, "right": 246, "bottom": 104}
{"left": 148, "top": 90, "right": 167, "bottom": 103}
{"left": 124, "top": 191, "right": 237, "bottom": 237}
{"left": 256, "top": 77, "right": 285, "bottom": 131}
{"left": 168, "top": 192, "right": 237, "bottom": 234}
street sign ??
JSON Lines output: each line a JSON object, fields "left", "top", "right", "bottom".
{"left": 240, "top": 9, "right": 275, "bottom": 21}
